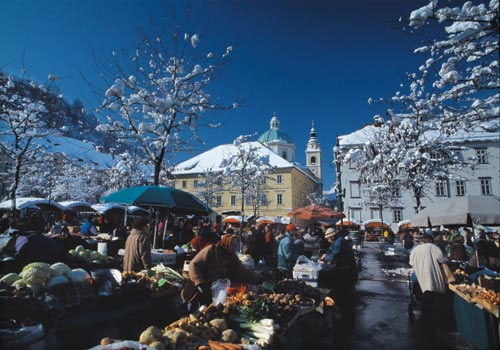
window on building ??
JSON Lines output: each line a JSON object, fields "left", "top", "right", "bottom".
{"left": 216, "top": 177, "right": 222, "bottom": 186}
{"left": 193, "top": 180, "right": 199, "bottom": 187}
{"left": 350, "top": 181, "right": 360, "bottom": 198}
{"left": 310, "top": 156, "right": 316, "bottom": 165}
{"left": 216, "top": 196, "right": 222, "bottom": 207}
{"left": 182, "top": 180, "right": 187, "bottom": 188}
{"left": 245, "top": 196, "right": 252, "bottom": 205}
{"left": 277, "top": 175, "right": 283, "bottom": 184}
{"left": 393, "top": 209, "right": 403, "bottom": 223}
{"left": 475, "top": 148, "right": 488, "bottom": 164}
{"left": 230, "top": 195, "right": 236, "bottom": 206}
{"left": 435, "top": 180, "right": 448, "bottom": 197}
{"left": 480, "top": 178, "right": 492, "bottom": 196}
{"left": 455, "top": 179, "right": 466, "bottom": 196}
{"left": 350, "top": 208, "right": 362, "bottom": 221}
{"left": 370, "top": 208, "right": 381, "bottom": 220}
{"left": 277, "top": 193, "right": 283, "bottom": 205}
{"left": 391, "top": 186, "right": 401, "bottom": 198}
{"left": 282, "top": 151, "right": 287, "bottom": 160}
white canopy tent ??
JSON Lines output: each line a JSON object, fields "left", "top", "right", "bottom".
{"left": 410, "top": 196, "right": 500, "bottom": 227}
{"left": 0, "top": 198, "right": 66, "bottom": 211}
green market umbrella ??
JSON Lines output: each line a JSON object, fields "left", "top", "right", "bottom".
{"left": 100, "top": 185, "right": 211, "bottom": 215}
{"left": 101, "top": 186, "right": 211, "bottom": 249}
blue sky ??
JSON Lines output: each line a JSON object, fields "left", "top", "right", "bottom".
{"left": 0, "top": 0, "right": 430, "bottom": 189}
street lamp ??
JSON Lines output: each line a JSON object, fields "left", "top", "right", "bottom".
{"left": 334, "top": 136, "right": 344, "bottom": 227}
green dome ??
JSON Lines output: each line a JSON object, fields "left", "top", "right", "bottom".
{"left": 258, "top": 129, "right": 293, "bottom": 143}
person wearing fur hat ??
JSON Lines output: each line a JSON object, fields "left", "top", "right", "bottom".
{"left": 277, "top": 224, "right": 299, "bottom": 275}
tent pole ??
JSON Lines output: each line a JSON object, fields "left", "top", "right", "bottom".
{"left": 471, "top": 217, "right": 480, "bottom": 268}
{"left": 124, "top": 205, "right": 128, "bottom": 228}
{"left": 153, "top": 208, "right": 159, "bottom": 249}
{"left": 163, "top": 209, "right": 170, "bottom": 249}
{"left": 150, "top": 206, "right": 156, "bottom": 249}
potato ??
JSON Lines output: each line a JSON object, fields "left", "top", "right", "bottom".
{"left": 221, "top": 329, "right": 238, "bottom": 343}
{"left": 100, "top": 337, "right": 113, "bottom": 345}
{"left": 209, "top": 318, "right": 228, "bottom": 331}
{"left": 139, "top": 326, "right": 164, "bottom": 345}
{"left": 149, "top": 341, "right": 166, "bottom": 350}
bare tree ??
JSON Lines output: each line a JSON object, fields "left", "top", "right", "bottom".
{"left": 221, "top": 136, "right": 274, "bottom": 237}
{"left": 94, "top": 9, "right": 237, "bottom": 185}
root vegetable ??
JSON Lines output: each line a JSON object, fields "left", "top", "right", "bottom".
{"left": 209, "top": 318, "right": 228, "bottom": 331}
{"left": 150, "top": 341, "right": 166, "bottom": 350}
{"left": 139, "top": 326, "right": 164, "bottom": 345}
{"left": 221, "top": 329, "right": 238, "bottom": 343}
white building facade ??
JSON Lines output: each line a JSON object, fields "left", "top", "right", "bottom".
{"left": 336, "top": 125, "right": 500, "bottom": 232}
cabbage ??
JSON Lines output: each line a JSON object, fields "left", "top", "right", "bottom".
{"left": 75, "top": 245, "right": 85, "bottom": 253}
{"left": 68, "top": 268, "right": 90, "bottom": 283}
{"left": 27, "top": 284, "right": 42, "bottom": 293}
{"left": 0, "top": 273, "right": 21, "bottom": 285}
{"left": 68, "top": 249, "right": 77, "bottom": 257}
{"left": 21, "top": 263, "right": 51, "bottom": 286}
{"left": 12, "top": 279, "right": 26, "bottom": 290}
{"left": 90, "top": 251, "right": 100, "bottom": 260}
{"left": 50, "top": 262, "right": 70, "bottom": 277}
{"left": 46, "top": 275, "right": 69, "bottom": 289}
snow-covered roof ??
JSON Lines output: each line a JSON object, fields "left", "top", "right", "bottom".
{"left": 172, "top": 141, "right": 320, "bottom": 184}
{"left": 0, "top": 197, "right": 66, "bottom": 211}
{"left": 339, "top": 124, "right": 499, "bottom": 148}
{"left": 36, "top": 135, "right": 114, "bottom": 169}
{"left": 91, "top": 203, "right": 126, "bottom": 214}
{"left": 59, "top": 201, "right": 93, "bottom": 209}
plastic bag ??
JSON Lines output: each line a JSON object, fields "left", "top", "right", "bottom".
{"left": 88, "top": 340, "right": 154, "bottom": 350}
{"left": 211, "top": 278, "right": 231, "bottom": 305}
{"left": 0, "top": 324, "right": 45, "bottom": 349}
{"left": 294, "top": 255, "right": 321, "bottom": 272}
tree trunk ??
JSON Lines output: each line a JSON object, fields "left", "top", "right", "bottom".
{"left": 9, "top": 157, "right": 23, "bottom": 214}
{"left": 153, "top": 147, "right": 166, "bottom": 185}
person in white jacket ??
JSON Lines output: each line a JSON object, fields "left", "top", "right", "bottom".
{"left": 410, "top": 233, "right": 450, "bottom": 333}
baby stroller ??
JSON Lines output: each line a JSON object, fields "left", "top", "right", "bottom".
{"left": 407, "top": 269, "right": 423, "bottom": 322}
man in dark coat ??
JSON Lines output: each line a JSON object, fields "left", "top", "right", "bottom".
{"left": 123, "top": 219, "right": 152, "bottom": 272}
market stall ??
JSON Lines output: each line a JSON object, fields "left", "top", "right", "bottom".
{"left": 86, "top": 278, "right": 335, "bottom": 350}
{"left": 448, "top": 270, "right": 500, "bottom": 350}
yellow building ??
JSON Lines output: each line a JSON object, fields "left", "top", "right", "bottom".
{"left": 171, "top": 115, "right": 322, "bottom": 219}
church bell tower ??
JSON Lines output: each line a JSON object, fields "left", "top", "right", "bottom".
{"left": 306, "top": 120, "right": 322, "bottom": 180}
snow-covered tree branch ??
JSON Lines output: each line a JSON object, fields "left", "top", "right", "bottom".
{"left": 0, "top": 73, "right": 48, "bottom": 211}
{"left": 95, "top": 13, "right": 237, "bottom": 185}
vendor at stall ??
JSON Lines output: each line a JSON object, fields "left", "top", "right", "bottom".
{"left": 277, "top": 224, "right": 299, "bottom": 277}
{"left": 182, "top": 234, "right": 262, "bottom": 307}
{"left": 123, "top": 219, "right": 152, "bottom": 272}
{"left": 2, "top": 223, "right": 66, "bottom": 266}
{"left": 81, "top": 216, "right": 97, "bottom": 236}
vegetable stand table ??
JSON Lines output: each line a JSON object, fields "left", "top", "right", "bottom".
{"left": 53, "top": 288, "right": 182, "bottom": 350}
{"left": 451, "top": 288, "right": 499, "bottom": 350}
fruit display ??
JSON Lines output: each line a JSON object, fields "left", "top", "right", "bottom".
{"left": 475, "top": 290, "right": 500, "bottom": 306}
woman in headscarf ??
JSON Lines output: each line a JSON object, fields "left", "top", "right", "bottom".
{"left": 181, "top": 234, "right": 262, "bottom": 307}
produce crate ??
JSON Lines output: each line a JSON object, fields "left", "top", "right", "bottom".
{"left": 292, "top": 270, "right": 318, "bottom": 288}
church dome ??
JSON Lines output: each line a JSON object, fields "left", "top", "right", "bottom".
{"left": 258, "top": 129, "right": 293, "bottom": 143}
{"left": 258, "top": 113, "right": 293, "bottom": 144}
